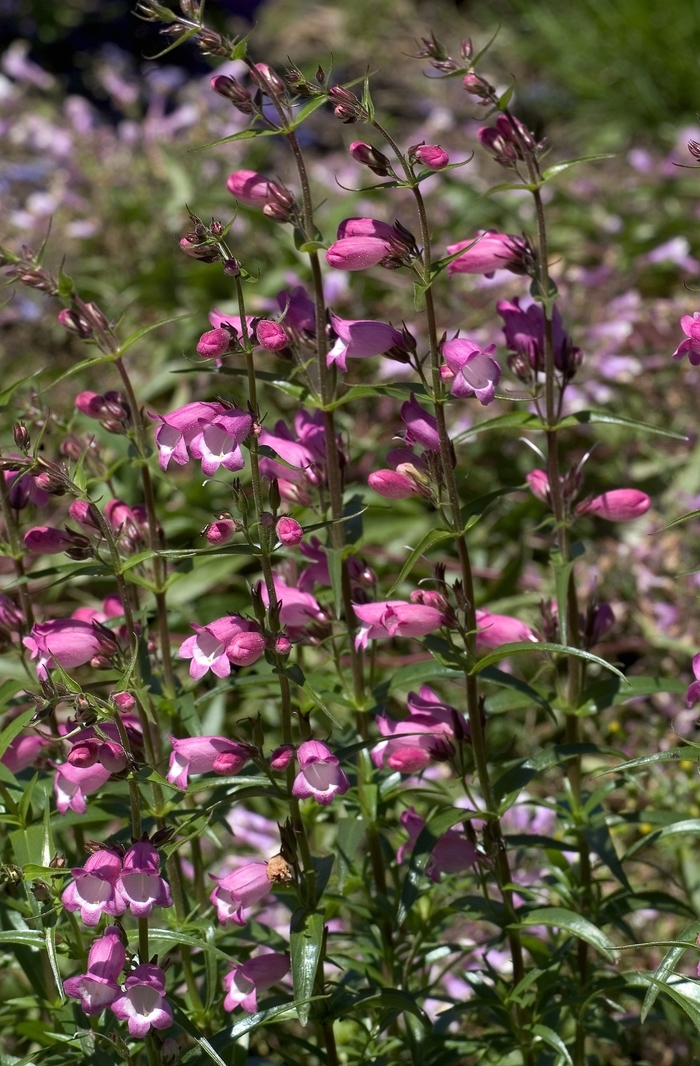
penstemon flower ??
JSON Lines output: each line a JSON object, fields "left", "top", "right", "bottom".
{"left": 110, "top": 964, "right": 173, "bottom": 1037}
{"left": 223, "top": 952, "right": 290, "bottom": 1013}
{"left": 64, "top": 926, "right": 126, "bottom": 1015}
{"left": 115, "top": 840, "right": 173, "bottom": 918}
{"left": 62, "top": 849, "right": 126, "bottom": 926}
{"left": 291, "top": 740, "right": 351, "bottom": 805}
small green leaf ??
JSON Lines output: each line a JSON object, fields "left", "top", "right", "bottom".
{"left": 494, "top": 743, "right": 604, "bottom": 802}
{"left": 290, "top": 910, "right": 325, "bottom": 1026}
{"left": 0, "top": 930, "right": 45, "bottom": 947}
{"left": 653, "top": 507, "right": 700, "bottom": 533}
{"left": 361, "top": 70, "right": 375, "bottom": 122}
{"left": 480, "top": 666, "right": 554, "bottom": 718}
{"left": 533, "top": 1024, "right": 572, "bottom": 1064}
{"left": 561, "top": 408, "right": 687, "bottom": 441}
{"left": 194, "top": 126, "right": 282, "bottom": 152}
{"left": 472, "top": 641, "right": 626, "bottom": 680}
{"left": 326, "top": 546, "right": 344, "bottom": 619}
{"left": 0, "top": 369, "right": 43, "bottom": 408}
{"left": 336, "top": 818, "right": 367, "bottom": 891}
{"left": 519, "top": 906, "right": 618, "bottom": 961}
{"left": 385, "top": 528, "right": 453, "bottom": 597}
{"left": 461, "top": 486, "right": 521, "bottom": 530}
{"left": 542, "top": 153, "right": 615, "bottom": 181}
{"left": 375, "top": 660, "right": 462, "bottom": 699}
{"left": 116, "top": 313, "right": 191, "bottom": 357}
{"left": 290, "top": 95, "right": 329, "bottom": 128}
{"left": 57, "top": 264, "right": 75, "bottom": 299}
{"left": 600, "top": 749, "right": 685, "bottom": 775}
{"left": 413, "top": 282, "right": 429, "bottom": 311}
{"left": 44, "top": 926, "right": 64, "bottom": 1003}
{"left": 0, "top": 708, "right": 35, "bottom": 759}
{"left": 171, "top": 1004, "right": 227, "bottom": 1066}
{"left": 454, "top": 410, "right": 544, "bottom": 442}
{"left": 641, "top": 919, "right": 700, "bottom": 1022}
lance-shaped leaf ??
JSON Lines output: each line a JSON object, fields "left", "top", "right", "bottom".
{"left": 518, "top": 907, "right": 618, "bottom": 961}
{"left": 290, "top": 909, "right": 325, "bottom": 1026}
{"left": 472, "top": 641, "right": 627, "bottom": 680}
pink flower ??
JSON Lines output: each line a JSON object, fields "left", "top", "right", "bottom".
{"left": 277, "top": 285, "right": 316, "bottom": 333}
{"left": 475, "top": 609, "right": 537, "bottom": 649}
{"left": 4, "top": 468, "right": 49, "bottom": 509}
{"left": 352, "top": 600, "right": 446, "bottom": 650}
{"left": 270, "top": 744, "right": 295, "bottom": 771}
{"left": 196, "top": 328, "right": 231, "bottom": 360}
{"left": 276, "top": 516, "right": 303, "bottom": 546}
{"left": 68, "top": 737, "right": 127, "bottom": 774}
{"left": 326, "top": 217, "right": 412, "bottom": 272}
{"left": 116, "top": 841, "right": 172, "bottom": 918}
{"left": 441, "top": 338, "right": 501, "bottom": 405}
{"left": 54, "top": 761, "right": 113, "bottom": 815}
{"left": 23, "top": 526, "right": 88, "bottom": 556}
{"left": 256, "top": 320, "right": 288, "bottom": 351}
{"left": 673, "top": 312, "right": 700, "bottom": 365}
{"left": 179, "top": 616, "right": 264, "bottom": 679}
{"left": 204, "top": 518, "right": 237, "bottom": 545}
{"left": 292, "top": 740, "right": 350, "bottom": 806}
{"left": 261, "top": 577, "right": 325, "bottom": 631}
{"left": 110, "top": 963, "right": 173, "bottom": 1037}
{"left": 149, "top": 401, "right": 229, "bottom": 471}
{"left": 68, "top": 500, "right": 101, "bottom": 532}
{"left": 226, "top": 169, "right": 287, "bottom": 208}
{"left": 498, "top": 298, "right": 580, "bottom": 376}
{"left": 327, "top": 310, "right": 404, "bottom": 371}
{"left": 23, "top": 618, "right": 111, "bottom": 680}
{"left": 62, "top": 849, "right": 126, "bottom": 926}
{"left": 2, "top": 733, "right": 49, "bottom": 773}
{"left": 578, "top": 489, "right": 651, "bottom": 522}
{"left": 447, "top": 231, "right": 527, "bottom": 277}
{"left": 75, "top": 391, "right": 105, "bottom": 417}
{"left": 401, "top": 394, "right": 439, "bottom": 452}
{"left": 167, "top": 736, "right": 252, "bottom": 789}
{"left": 368, "top": 468, "right": 421, "bottom": 499}
{"left": 64, "top": 927, "right": 126, "bottom": 1015}
{"left": 210, "top": 862, "right": 271, "bottom": 925}
{"left": 526, "top": 469, "right": 550, "bottom": 502}
{"left": 398, "top": 808, "right": 478, "bottom": 881}
{"left": 224, "top": 953, "right": 290, "bottom": 1013}
{"left": 686, "top": 654, "right": 700, "bottom": 707}
{"left": 413, "top": 144, "right": 449, "bottom": 169}
{"left": 372, "top": 685, "right": 468, "bottom": 772}
{"left": 188, "top": 410, "right": 252, "bottom": 477}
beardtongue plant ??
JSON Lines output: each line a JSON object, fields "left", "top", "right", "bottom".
{"left": 1, "top": 7, "right": 699, "bottom": 1066}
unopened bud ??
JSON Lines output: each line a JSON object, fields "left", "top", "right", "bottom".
{"left": 13, "top": 423, "right": 30, "bottom": 452}
{"left": 204, "top": 517, "right": 238, "bottom": 546}
{"left": 223, "top": 258, "right": 241, "bottom": 276}
{"left": 276, "top": 516, "right": 303, "bottom": 546}
{"left": 160, "top": 1038, "right": 180, "bottom": 1066}
{"left": 274, "top": 634, "right": 292, "bottom": 657}
{"left": 250, "top": 63, "right": 287, "bottom": 96}
{"left": 270, "top": 743, "right": 295, "bottom": 770}
{"left": 57, "top": 308, "right": 92, "bottom": 338}
{"left": 112, "top": 691, "right": 136, "bottom": 711}
{"left": 256, "top": 320, "right": 288, "bottom": 351}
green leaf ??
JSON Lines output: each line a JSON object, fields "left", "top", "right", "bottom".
{"left": 11, "top": 824, "right": 51, "bottom": 869}
{"left": 385, "top": 528, "right": 453, "bottom": 597}
{"left": 519, "top": 907, "right": 618, "bottom": 961}
{"left": 413, "top": 281, "right": 429, "bottom": 311}
{"left": 480, "top": 665, "right": 554, "bottom": 718}
{"left": 126, "top": 928, "right": 234, "bottom": 964}
{"left": 290, "top": 95, "right": 329, "bottom": 128}
{"left": 472, "top": 641, "right": 626, "bottom": 680}
{"left": 335, "top": 988, "right": 430, "bottom": 1028}
{"left": 326, "top": 546, "right": 344, "bottom": 619}
{"left": 641, "top": 919, "right": 700, "bottom": 1022}
{"left": 623, "top": 818, "right": 700, "bottom": 861}
{"left": 397, "top": 808, "right": 473, "bottom": 926}
{"left": 653, "top": 507, "right": 700, "bottom": 533}
{"left": 454, "top": 411, "right": 544, "bottom": 442}
{"left": 171, "top": 1004, "right": 227, "bottom": 1066}
{"left": 579, "top": 674, "right": 685, "bottom": 713}
{"left": 197, "top": 1002, "right": 298, "bottom": 1059}
{"left": 116, "top": 313, "right": 191, "bottom": 357}
{"left": 533, "top": 1023, "right": 573, "bottom": 1065}
{"left": 493, "top": 743, "right": 603, "bottom": 802}
{"left": 290, "top": 910, "right": 325, "bottom": 1026}
{"left": 0, "top": 708, "right": 35, "bottom": 759}
{"left": 542, "top": 153, "right": 615, "bottom": 181}
{"left": 582, "top": 822, "right": 630, "bottom": 890}
{"left": 0, "top": 930, "right": 45, "bottom": 947}
{"left": 336, "top": 818, "right": 367, "bottom": 892}
{"left": 360, "top": 70, "right": 375, "bottom": 122}
{"left": 375, "top": 660, "right": 462, "bottom": 699}
{"left": 57, "top": 263, "right": 75, "bottom": 298}
{"left": 0, "top": 369, "right": 43, "bottom": 408}
{"left": 600, "top": 749, "right": 685, "bottom": 775}
{"left": 462, "top": 485, "right": 522, "bottom": 530}
{"left": 561, "top": 408, "right": 687, "bottom": 441}
{"left": 194, "top": 125, "right": 282, "bottom": 151}
{"left": 44, "top": 926, "right": 64, "bottom": 1004}
{"left": 635, "top": 973, "right": 700, "bottom": 1030}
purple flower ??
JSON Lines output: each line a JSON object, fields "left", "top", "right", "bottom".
{"left": 401, "top": 395, "right": 440, "bottom": 452}
{"left": 179, "top": 615, "right": 265, "bottom": 680}
{"left": 223, "top": 953, "right": 290, "bottom": 1013}
{"left": 277, "top": 285, "right": 316, "bottom": 334}
{"left": 226, "top": 169, "right": 288, "bottom": 208}
{"left": 167, "top": 736, "right": 252, "bottom": 789}
{"left": 276, "top": 516, "right": 304, "bottom": 547}
{"left": 196, "top": 328, "right": 231, "bottom": 360}
{"left": 398, "top": 808, "right": 478, "bottom": 881}
{"left": 23, "top": 618, "right": 114, "bottom": 680}
{"left": 149, "top": 401, "right": 229, "bottom": 471}
{"left": 2, "top": 733, "right": 49, "bottom": 773}
{"left": 475, "top": 609, "right": 537, "bottom": 649}
{"left": 23, "top": 526, "right": 88, "bottom": 556}
{"left": 371, "top": 686, "right": 468, "bottom": 772}
{"left": 116, "top": 841, "right": 173, "bottom": 918}
{"left": 352, "top": 600, "right": 446, "bottom": 650}
{"left": 673, "top": 312, "right": 700, "bottom": 365}
{"left": 686, "top": 655, "right": 700, "bottom": 707}
{"left": 62, "top": 849, "right": 126, "bottom": 926}
{"left": 447, "top": 231, "right": 527, "bottom": 277}
{"left": 189, "top": 410, "right": 252, "bottom": 477}
{"left": 413, "top": 143, "right": 449, "bottom": 169}
{"left": 256, "top": 320, "right": 288, "bottom": 351}
{"left": 54, "top": 761, "right": 113, "bottom": 815}
{"left": 441, "top": 338, "right": 501, "bottom": 405}
{"left": 210, "top": 862, "right": 271, "bottom": 925}
{"left": 110, "top": 963, "right": 173, "bottom": 1037}
{"left": 368, "top": 468, "right": 422, "bottom": 499}
{"left": 326, "top": 217, "right": 413, "bottom": 272}
{"left": 261, "top": 577, "right": 325, "bottom": 632}
{"left": 292, "top": 740, "right": 350, "bottom": 806}
{"left": 497, "top": 298, "right": 580, "bottom": 376}
{"left": 327, "top": 311, "right": 404, "bottom": 371}
{"left": 64, "top": 927, "right": 125, "bottom": 1015}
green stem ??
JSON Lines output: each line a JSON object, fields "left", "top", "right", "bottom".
{"left": 0, "top": 469, "right": 34, "bottom": 631}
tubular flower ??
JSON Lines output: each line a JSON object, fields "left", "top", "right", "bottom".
{"left": 62, "top": 849, "right": 126, "bottom": 927}
{"left": 64, "top": 926, "right": 126, "bottom": 1015}
{"left": 167, "top": 736, "right": 252, "bottom": 789}
{"left": 292, "top": 740, "right": 350, "bottom": 806}
{"left": 372, "top": 685, "right": 468, "bottom": 772}
{"left": 686, "top": 655, "right": 700, "bottom": 707}
{"left": 398, "top": 808, "right": 478, "bottom": 881}
{"left": 110, "top": 964, "right": 173, "bottom": 1037}
{"left": 179, "top": 616, "right": 265, "bottom": 680}
{"left": 116, "top": 841, "right": 173, "bottom": 918}
{"left": 223, "top": 953, "right": 291, "bottom": 1013}
{"left": 400, "top": 394, "right": 440, "bottom": 452}
{"left": 149, "top": 401, "right": 229, "bottom": 471}
{"left": 577, "top": 489, "right": 651, "bottom": 522}
{"left": 326, "top": 310, "right": 405, "bottom": 371}
{"left": 23, "top": 618, "right": 115, "bottom": 681}
{"left": 54, "top": 761, "right": 113, "bottom": 815}
{"left": 209, "top": 862, "right": 271, "bottom": 926}
{"left": 441, "top": 338, "right": 501, "bottom": 405}
{"left": 672, "top": 312, "right": 700, "bottom": 365}
{"left": 475, "top": 609, "right": 538, "bottom": 649}
{"left": 447, "top": 230, "right": 528, "bottom": 277}
{"left": 352, "top": 599, "right": 447, "bottom": 650}
{"left": 188, "top": 409, "right": 252, "bottom": 477}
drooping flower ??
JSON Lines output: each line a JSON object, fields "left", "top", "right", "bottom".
{"left": 440, "top": 338, "right": 501, "bottom": 405}
{"left": 413, "top": 143, "right": 449, "bottom": 169}
{"left": 188, "top": 409, "right": 253, "bottom": 477}
{"left": 326, "top": 311, "right": 405, "bottom": 371}
{"left": 2, "top": 733, "right": 49, "bottom": 773}
{"left": 398, "top": 808, "right": 478, "bottom": 881}
{"left": 292, "top": 740, "right": 350, "bottom": 806}
{"left": 475, "top": 609, "right": 538, "bottom": 649}
{"left": 686, "top": 655, "right": 700, "bottom": 707}
{"left": 23, "top": 526, "right": 90, "bottom": 556}
{"left": 149, "top": 401, "right": 229, "bottom": 471}
{"left": 577, "top": 489, "right": 651, "bottom": 522}
{"left": 62, "top": 849, "right": 126, "bottom": 926}
{"left": 672, "top": 312, "right": 700, "bottom": 365}
{"left": 447, "top": 231, "right": 527, "bottom": 277}
{"left": 400, "top": 395, "right": 440, "bottom": 452}
{"left": 178, "top": 616, "right": 265, "bottom": 680}
{"left": 497, "top": 298, "right": 581, "bottom": 377}
{"left": 54, "top": 761, "right": 113, "bottom": 815}
{"left": 167, "top": 736, "right": 252, "bottom": 789}
{"left": 64, "top": 926, "right": 126, "bottom": 1016}
{"left": 260, "top": 577, "right": 325, "bottom": 633}
{"left": 326, "top": 217, "right": 413, "bottom": 271}
{"left": 110, "top": 964, "right": 173, "bottom": 1037}
{"left": 209, "top": 862, "right": 271, "bottom": 925}
{"left": 223, "top": 953, "right": 290, "bottom": 1013}
{"left": 23, "top": 618, "right": 115, "bottom": 681}
{"left": 226, "top": 169, "right": 289, "bottom": 208}
{"left": 352, "top": 600, "right": 446, "bottom": 650}
{"left": 371, "top": 685, "right": 468, "bottom": 772}
{"left": 116, "top": 841, "right": 173, "bottom": 918}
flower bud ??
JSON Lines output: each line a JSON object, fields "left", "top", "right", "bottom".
{"left": 98, "top": 741, "right": 128, "bottom": 773}
{"left": 58, "top": 308, "right": 93, "bottom": 338}
{"left": 111, "top": 691, "right": 136, "bottom": 711}
{"left": 197, "top": 328, "right": 231, "bottom": 359}
{"left": 179, "top": 235, "right": 219, "bottom": 262}
{"left": 270, "top": 743, "right": 295, "bottom": 770}
{"left": 276, "top": 516, "right": 303, "bottom": 547}
{"left": 368, "top": 469, "right": 419, "bottom": 499}
{"left": 24, "top": 526, "right": 86, "bottom": 556}
{"left": 274, "top": 635, "right": 292, "bottom": 657}
{"left": 210, "top": 75, "right": 254, "bottom": 113}
{"left": 68, "top": 500, "right": 101, "bottom": 532}
{"left": 227, "top": 630, "right": 266, "bottom": 666}
{"left": 204, "top": 518, "right": 238, "bottom": 546}
{"left": 349, "top": 141, "right": 391, "bottom": 175}
{"left": 250, "top": 62, "right": 287, "bottom": 95}
{"left": 75, "top": 391, "right": 105, "bottom": 418}
{"left": 577, "top": 489, "right": 651, "bottom": 522}
{"left": 160, "top": 1038, "right": 180, "bottom": 1066}
{"left": 526, "top": 469, "right": 550, "bottom": 502}
{"left": 412, "top": 144, "right": 449, "bottom": 169}
{"left": 68, "top": 739, "right": 99, "bottom": 767}
{"left": 13, "top": 423, "right": 30, "bottom": 452}
{"left": 256, "top": 320, "right": 288, "bottom": 351}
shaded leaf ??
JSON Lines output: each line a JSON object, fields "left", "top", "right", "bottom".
{"left": 519, "top": 907, "right": 618, "bottom": 960}
{"left": 473, "top": 641, "right": 626, "bottom": 680}
{"left": 641, "top": 919, "right": 700, "bottom": 1022}
{"left": 290, "top": 910, "right": 324, "bottom": 1026}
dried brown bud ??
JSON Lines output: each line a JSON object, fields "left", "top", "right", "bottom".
{"left": 266, "top": 853, "right": 293, "bottom": 883}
